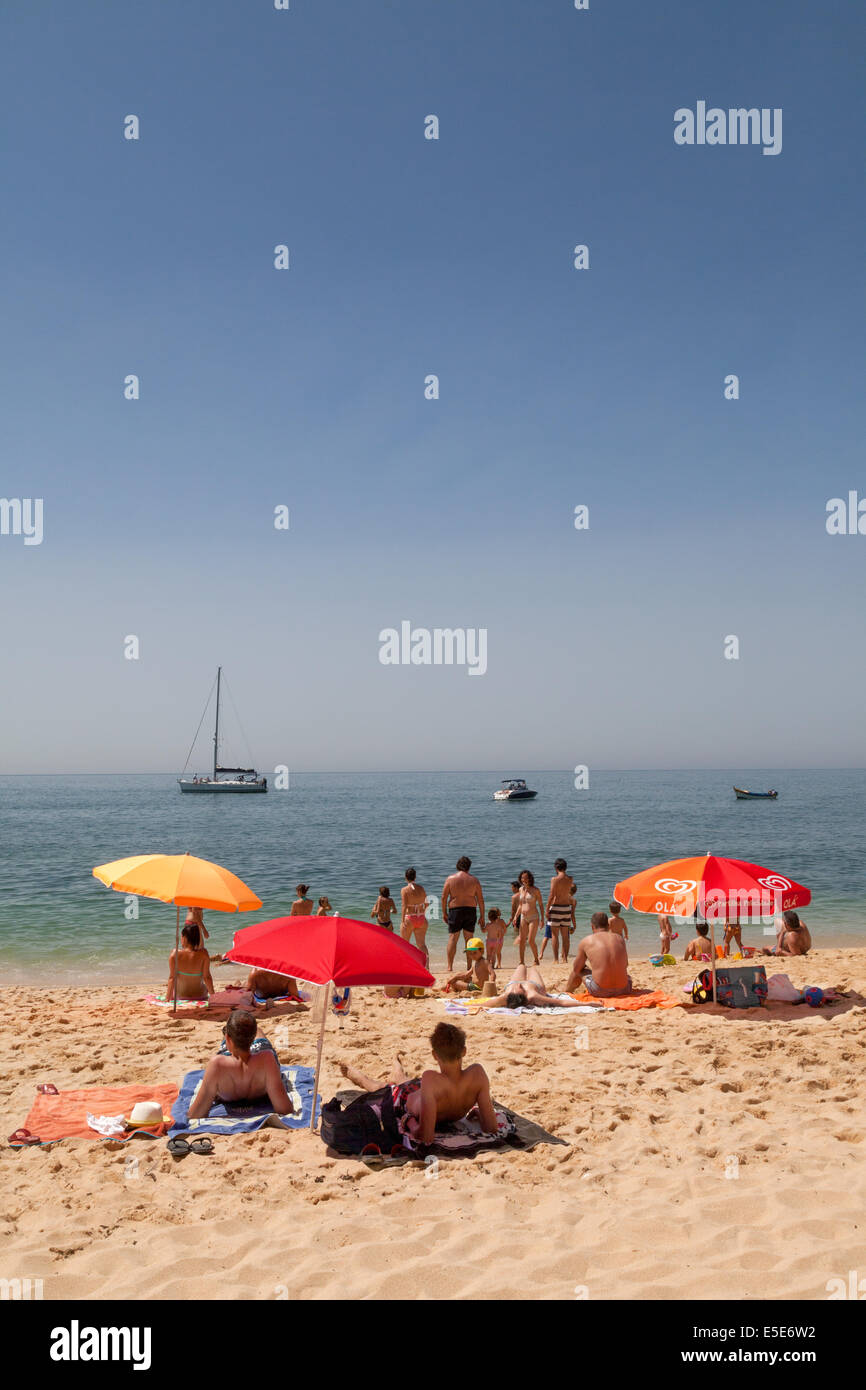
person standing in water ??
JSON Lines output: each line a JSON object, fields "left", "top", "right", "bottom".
{"left": 291, "top": 885, "right": 313, "bottom": 916}
{"left": 400, "top": 868, "right": 429, "bottom": 961}
{"left": 185, "top": 905, "right": 208, "bottom": 943}
{"left": 657, "top": 913, "right": 679, "bottom": 954}
{"left": 545, "top": 859, "right": 576, "bottom": 963}
{"left": 442, "top": 857, "right": 485, "bottom": 971}
{"left": 515, "top": 870, "right": 543, "bottom": 966}
{"left": 371, "top": 887, "right": 398, "bottom": 931}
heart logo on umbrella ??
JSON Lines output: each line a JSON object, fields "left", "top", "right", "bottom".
{"left": 654, "top": 878, "right": 697, "bottom": 895}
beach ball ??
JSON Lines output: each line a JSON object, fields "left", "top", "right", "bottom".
{"left": 803, "top": 986, "right": 824, "bottom": 1008}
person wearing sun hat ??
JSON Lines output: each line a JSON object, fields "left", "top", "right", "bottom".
{"left": 442, "top": 937, "right": 495, "bottom": 995}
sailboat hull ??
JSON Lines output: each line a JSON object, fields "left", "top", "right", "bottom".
{"left": 178, "top": 780, "right": 267, "bottom": 793}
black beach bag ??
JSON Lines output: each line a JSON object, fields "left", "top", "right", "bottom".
{"left": 319, "top": 1086, "right": 402, "bottom": 1154}
{"left": 692, "top": 965, "right": 768, "bottom": 1008}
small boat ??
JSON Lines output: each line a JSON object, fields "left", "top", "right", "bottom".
{"left": 178, "top": 667, "right": 268, "bottom": 793}
{"left": 493, "top": 778, "right": 537, "bottom": 801}
{"left": 733, "top": 787, "right": 778, "bottom": 800}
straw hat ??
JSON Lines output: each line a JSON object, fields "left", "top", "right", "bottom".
{"left": 128, "top": 1101, "right": 166, "bottom": 1127}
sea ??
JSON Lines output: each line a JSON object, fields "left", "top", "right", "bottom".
{"left": 0, "top": 770, "right": 863, "bottom": 984}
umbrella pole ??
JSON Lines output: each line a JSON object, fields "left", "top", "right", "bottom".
{"left": 310, "top": 982, "right": 329, "bottom": 1132}
{"left": 173, "top": 905, "right": 180, "bottom": 1014}
{"left": 710, "top": 919, "right": 717, "bottom": 1004}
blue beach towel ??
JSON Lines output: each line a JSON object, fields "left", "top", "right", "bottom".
{"left": 170, "top": 1061, "right": 320, "bottom": 1135}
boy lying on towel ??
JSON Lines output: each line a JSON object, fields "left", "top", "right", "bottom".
{"left": 339, "top": 1022, "right": 497, "bottom": 1145}
{"left": 188, "top": 1010, "right": 294, "bottom": 1119}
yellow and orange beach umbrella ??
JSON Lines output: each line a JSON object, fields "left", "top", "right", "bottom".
{"left": 93, "top": 852, "right": 262, "bottom": 1011}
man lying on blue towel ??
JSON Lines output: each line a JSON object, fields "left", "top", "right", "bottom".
{"left": 188, "top": 1010, "right": 294, "bottom": 1119}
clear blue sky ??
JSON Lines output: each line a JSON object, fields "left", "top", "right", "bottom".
{"left": 2, "top": 0, "right": 863, "bottom": 772}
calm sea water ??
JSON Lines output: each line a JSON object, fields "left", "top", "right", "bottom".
{"left": 0, "top": 770, "right": 863, "bottom": 984}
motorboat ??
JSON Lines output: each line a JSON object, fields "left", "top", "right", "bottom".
{"left": 493, "top": 778, "right": 537, "bottom": 801}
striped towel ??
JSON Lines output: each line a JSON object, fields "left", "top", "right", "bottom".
{"left": 170, "top": 1063, "right": 319, "bottom": 1135}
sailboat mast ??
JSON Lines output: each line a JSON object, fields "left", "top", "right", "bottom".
{"left": 213, "top": 666, "right": 221, "bottom": 780}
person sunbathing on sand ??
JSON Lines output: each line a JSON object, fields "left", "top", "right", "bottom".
{"left": 246, "top": 968, "right": 306, "bottom": 1005}
{"left": 339, "top": 1023, "right": 498, "bottom": 1144}
{"left": 443, "top": 938, "right": 493, "bottom": 993}
{"left": 188, "top": 1010, "right": 294, "bottom": 1118}
{"left": 478, "top": 963, "right": 591, "bottom": 1009}
{"left": 565, "top": 912, "right": 632, "bottom": 997}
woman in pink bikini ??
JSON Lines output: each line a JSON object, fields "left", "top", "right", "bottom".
{"left": 400, "top": 868, "right": 429, "bottom": 963}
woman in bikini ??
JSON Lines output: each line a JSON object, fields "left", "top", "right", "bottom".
{"left": 188, "top": 1010, "right": 294, "bottom": 1119}
{"left": 400, "top": 868, "right": 429, "bottom": 961}
{"left": 166, "top": 923, "right": 214, "bottom": 1002}
{"left": 371, "top": 886, "right": 398, "bottom": 931}
{"left": 290, "top": 884, "right": 313, "bottom": 916}
{"left": 516, "top": 870, "right": 543, "bottom": 965}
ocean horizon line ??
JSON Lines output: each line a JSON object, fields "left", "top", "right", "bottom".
{"left": 2, "top": 766, "right": 864, "bottom": 778}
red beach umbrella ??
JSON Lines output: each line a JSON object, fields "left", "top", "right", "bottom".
{"left": 225, "top": 916, "right": 434, "bottom": 1128}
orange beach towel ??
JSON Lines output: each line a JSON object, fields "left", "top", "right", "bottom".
{"left": 14, "top": 1083, "right": 180, "bottom": 1144}
{"left": 571, "top": 989, "right": 686, "bottom": 1011}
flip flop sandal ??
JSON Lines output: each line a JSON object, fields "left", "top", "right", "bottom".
{"left": 8, "top": 1129, "right": 42, "bottom": 1146}
{"left": 189, "top": 1137, "right": 214, "bottom": 1155}
{"left": 382, "top": 1145, "right": 408, "bottom": 1167}
{"left": 37, "top": 1084, "right": 59, "bottom": 1095}
{"left": 167, "top": 1136, "right": 191, "bottom": 1158}
{"left": 360, "top": 1144, "right": 385, "bottom": 1170}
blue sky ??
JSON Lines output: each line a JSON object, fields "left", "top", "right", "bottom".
{"left": 2, "top": 0, "right": 864, "bottom": 772}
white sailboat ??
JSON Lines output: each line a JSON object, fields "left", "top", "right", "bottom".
{"left": 178, "top": 667, "right": 268, "bottom": 793}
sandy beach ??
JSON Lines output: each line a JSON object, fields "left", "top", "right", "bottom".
{"left": 2, "top": 947, "right": 864, "bottom": 1302}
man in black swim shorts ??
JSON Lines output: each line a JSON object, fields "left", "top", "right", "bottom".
{"left": 441, "top": 856, "right": 486, "bottom": 970}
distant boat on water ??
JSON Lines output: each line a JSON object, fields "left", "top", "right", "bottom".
{"left": 493, "top": 778, "right": 537, "bottom": 801}
{"left": 733, "top": 786, "right": 778, "bottom": 800}
{"left": 178, "top": 667, "right": 267, "bottom": 793}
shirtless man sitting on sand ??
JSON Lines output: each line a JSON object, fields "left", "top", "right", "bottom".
{"left": 478, "top": 963, "right": 592, "bottom": 1009}
{"left": 566, "top": 911, "right": 633, "bottom": 997}
{"left": 188, "top": 1010, "right": 294, "bottom": 1118}
{"left": 339, "top": 1023, "right": 498, "bottom": 1145}
{"left": 442, "top": 856, "right": 486, "bottom": 970}
{"left": 762, "top": 910, "right": 812, "bottom": 957}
